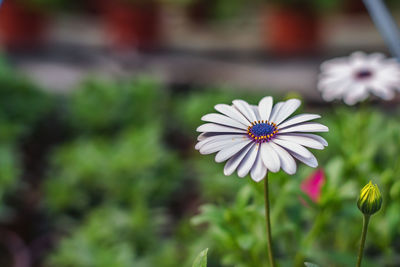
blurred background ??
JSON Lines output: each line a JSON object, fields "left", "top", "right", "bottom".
{"left": 1, "top": 0, "right": 400, "bottom": 266}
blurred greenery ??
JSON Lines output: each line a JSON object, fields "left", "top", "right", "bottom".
{"left": 0, "top": 58, "right": 52, "bottom": 143}
{"left": 68, "top": 77, "right": 165, "bottom": 134}
{"left": 1, "top": 62, "right": 400, "bottom": 267}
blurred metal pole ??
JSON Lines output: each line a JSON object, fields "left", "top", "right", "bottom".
{"left": 363, "top": 0, "right": 400, "bottom": 61}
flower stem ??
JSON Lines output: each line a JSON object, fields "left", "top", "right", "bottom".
{"left": 356, "top": 215, "right": 370, "bottom": 267}
{"left": 264, "top": 174, "right": 275, "bottom": 267}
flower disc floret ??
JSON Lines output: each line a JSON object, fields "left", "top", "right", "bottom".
{"left": 247, "top": 121, "right": 278, "bottom": 143}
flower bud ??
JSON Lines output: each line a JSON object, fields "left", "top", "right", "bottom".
{"left": 357, "top": 181, "right": 382, "bottom": 215}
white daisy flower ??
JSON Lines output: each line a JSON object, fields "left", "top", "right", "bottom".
{"left": 195, "top": 97, "right": 328, "bottom": 182}
{"left": 318, "top": 51, "right": 400, "bottom": 105}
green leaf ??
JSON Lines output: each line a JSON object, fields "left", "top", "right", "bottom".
{"left": 192, "top": 248, "right": 208, "bottom": 267}
{"left": 304, "top": 262, "right": 320, "bottom": 267}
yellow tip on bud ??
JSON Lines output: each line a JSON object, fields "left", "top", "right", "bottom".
{"left": 357, "top": 181, "right": 382, "bottom": 216}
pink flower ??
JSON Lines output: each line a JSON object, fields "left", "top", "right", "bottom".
{"left": 301, "top": 169, "right": 325, "bottom": 203}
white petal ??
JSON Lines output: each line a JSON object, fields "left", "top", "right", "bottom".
{"left": 290, "top": 150, "right": 318, "bottom": 168}
{"left": 224, "top": 144, "right": 253, "bottom": 176}
{"left": 215, "top": 139, "right": 252, "bottom": 163}
{"left": 350, "top": 51, "right": 367, "bottom": 67}
{"left": 280, "top": 133, "right": 328, "bottom": 146}
{"left": 260, "top": 142, "right": 280, "bottom": 173}
{"left": 232, "top": 100, "right": 258, "bottom": 122}
{"left": 197, "top": 123, "right": 246, "bottom": 133}
{"left": 269, "top": 101, "right": 284, "bottom": 122}
{"left": 272, "top": 139, "right": 314, "bottom": 159}
{"left": 369, "top": 82, "right": 395, "bottom": 100}
{"left": 343, "top": 84, "right": 369, "bottom": 105}
{"left": 214, "top": 104, "right": 250, "bottom": 126}
{"left": 320, "top": 80, "right": 353, "bottom": 102}
{"left": 278, "top": 114, "right": 321, "bottom": 128}
{"left": 278, "top": 122, "right": 329, "bottom": 134}
{"left": 201, "top": 113, "right": 248, "bottom": 130}
{"left": 258, "top": 96, "right": 273, "bottom": 121}
{"left": 252, "top": 106, "right": 261, "bottom": 121}
{"left": 195, "top": 134, "right": 246, "bottom": 150}
{"left": 269, "top": 142, "right": 296, "bottom": 175}
{"left": 272, "top": 99, "right": 301, "bottom": 125}
{"left": 200, "top": 138, "right": 245, "bottom": 154}
{"left": 276, "top": 135, "right": 324, "bottom": 150}
{"left": 197, "top": 133, "right": 208, "bottom": 141}
{"left": 250, "top": 149, "right": 267, "bottom": 182}
{"left": 237, "top": 143, "right": 259, "bottom": 177}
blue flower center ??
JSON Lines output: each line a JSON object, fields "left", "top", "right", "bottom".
{"left": 247, "top": 121, "right": 278, "bottom": 143}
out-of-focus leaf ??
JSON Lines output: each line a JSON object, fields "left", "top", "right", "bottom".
{"left": 192, "top": 248, "right": 208, "bottom": 267}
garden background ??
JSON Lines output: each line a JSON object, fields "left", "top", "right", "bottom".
{"left": 0, "top": 0, "right": 400, "bottom": 266}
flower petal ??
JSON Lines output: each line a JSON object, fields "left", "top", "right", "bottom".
{"left": 237, "top": 143, "right": 259, "bottom": 177}
{"left": 260, "top": 142, "right": 280, "bottom": 173}
{"left": 215, "top": 139, "right": 252, "bottom": 163}
{"left": 269, "top": 101, "right": 284, "bottom": 123}
{"left": 276, "top": 135, "right": 324, "bottom": 150}
{"left": 232, "top": 100, "right": 258, "bottom": 122}
{"left": 201, "top": 113, "right": 248, "bottom": 130}
{"left": 272, "top": 139, "right": 314, "bottom": 159}
{"left": 224, "top": 144, "right": 253, "bottom": 176}
{"left": 258, "top": 96, "right": 273, "bottom": 121}
{"left": 250, "top": 149, "right": 267, "bottom": 182}
{"left": 214, "top": 104, "right": 250, "bottom": 126}
{"left": 252, "top": 106, "right": 261, "bottom": 121}
{"left": 200, "top": 137, "right": 245, "bottom": 154}
{"left": 343, "top": 84, "right": 368, "bottom": 105}
{"left": 290, "top": 150, "right": 318, "bottom": 168}
{"left": 280, "top": 133, "right": 328, "bottom": 147}
{"left": 197, "top": 123, "right": 246, "bottom": 133}
{"left": 272, "top": 99, "right": 301, "bottom": 125}
{"left": 278, "top": 122, "right": 329, "bottom": 134}
{"left": 278, "top": 114, "right": 321, "bottom": 129}
{"left": 269, "top": 142, "right": 296, "bottom": 175}
{"left": 195, "top": 134, "right": 247, "bottom": 150}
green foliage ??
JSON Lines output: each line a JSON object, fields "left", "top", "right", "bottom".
{"left": 192, "top": 248, "right": 208, "bottom": 267}
{"left": 44, "top": 124, "right": 183, "bottom": 216}
{"left": 0, "top": 58, "right": 51, "bottom": 143}
{"left": 47, "top": 205, "right": 164, "bottom": 267}
{"left": 0, "top": 145, "right": 21, "bottom": 220}
{"left": 68, "top": 77, "right": 165, "bottom": 134}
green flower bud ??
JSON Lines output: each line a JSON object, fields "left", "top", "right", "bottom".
{"left": 357, "top": 181, "right": 382, "bottom": 215}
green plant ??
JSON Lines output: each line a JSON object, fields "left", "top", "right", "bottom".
{"left": 68, "top": 77, "right": 165, "bottom": 134}
{"left": 0, "top": 58, "right": 52, "bottom": 143}
{"left": 44, "top": 124, "right": 184, "bottom": 217}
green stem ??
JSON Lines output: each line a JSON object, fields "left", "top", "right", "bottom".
{"left": 356, "top": 215, "right": 370, "bottom": 267}
{"left": 264, "top": 174, "right": 276, "bottom": 267}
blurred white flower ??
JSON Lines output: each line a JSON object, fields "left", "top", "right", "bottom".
{"left": 318, "top": 51, "right": 400, "bottom": 105}
{"left": 195, "top": 97, "right": 328, "bottom": 182}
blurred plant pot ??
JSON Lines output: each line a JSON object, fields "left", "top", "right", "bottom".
{"left": 0, "top": 0, "right": 48, "bottom": 49}
{"left": 186, "top": 0, "right": 213, "bottom": 25}
{"left": 262, "top": 5, "right": 319, "bottom": 56}
{"left": 102, "top": 1, "right": 161, "bottom": 50}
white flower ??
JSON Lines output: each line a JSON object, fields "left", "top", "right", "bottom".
{"left": 318, "top": 51, "right": 400, "bottom": 105}
{"left": 195, "top": 97, "right": 328, "bottom": 182}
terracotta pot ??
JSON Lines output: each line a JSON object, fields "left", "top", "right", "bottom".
{"left": 263, "top": 6, "right": 319, "bottom": 56}
{"left": 102, "top": 1, "right": 161, "bottom": 50}
{"left": 0, "top": 0, "right": 47, "bottom": 49}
